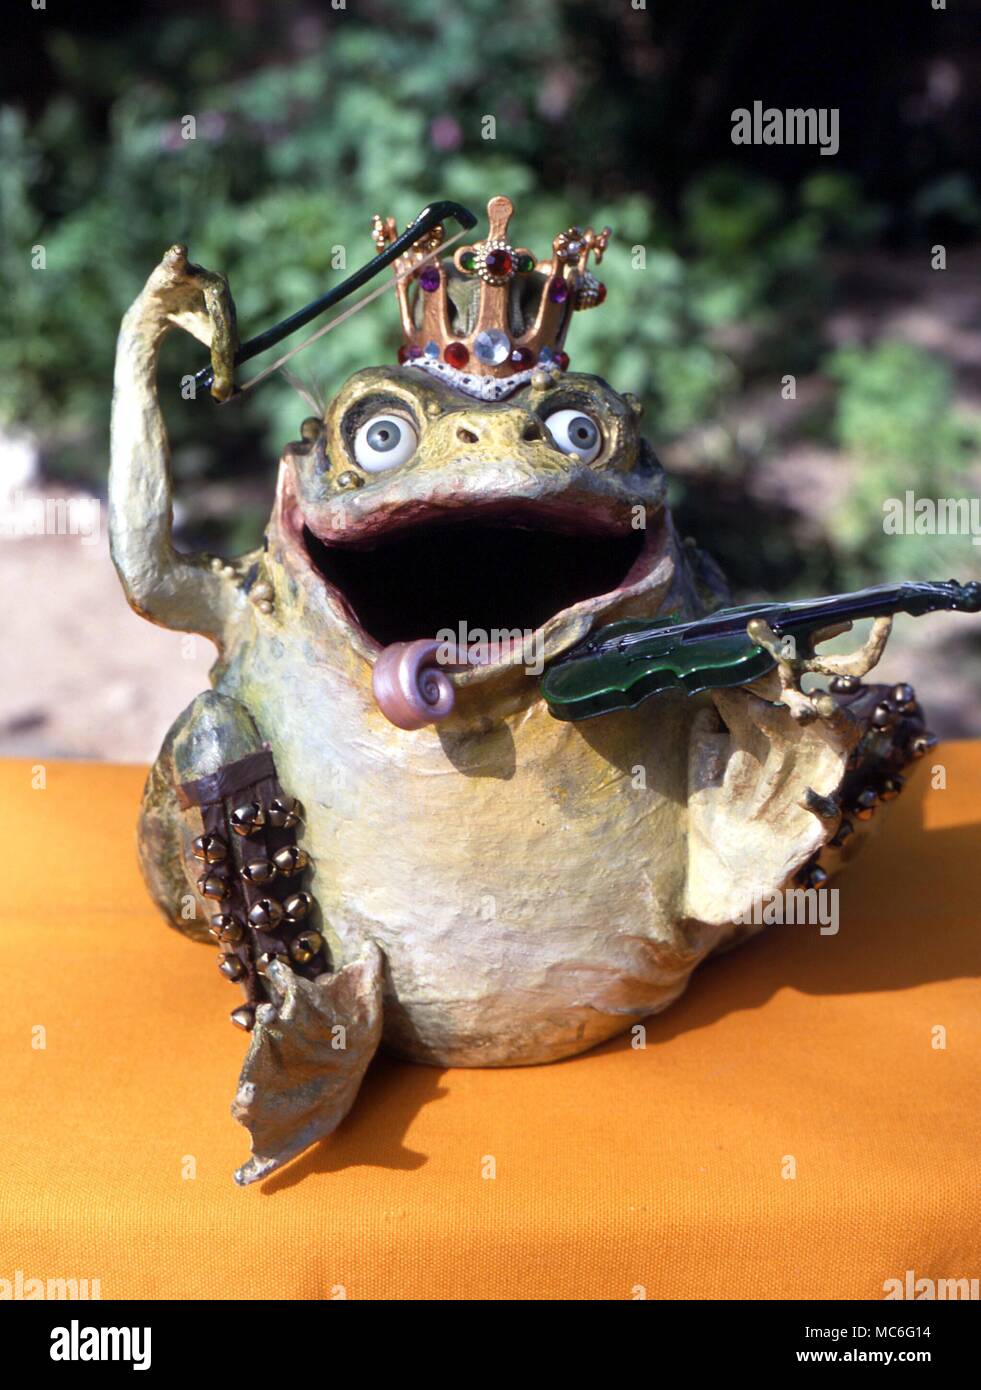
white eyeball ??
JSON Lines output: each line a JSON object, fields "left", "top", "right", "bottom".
{"left": 544, "top": 409, "right": 603, "bottom": 464}
{"left": 353, "top": 413, "right": 419, "bottom": 473}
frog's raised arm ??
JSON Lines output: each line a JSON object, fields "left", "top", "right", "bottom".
{"left": 109, "top": 246, "right": 243, "bottom": 642}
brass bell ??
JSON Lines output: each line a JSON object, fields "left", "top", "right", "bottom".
{"left": 272, "top": 845, "right": 309, "bottom": 875}
{"left": 891, "top": 682, "right": 916, "bottom": 713}
{"left": 256, "top": 949, "right": 288, "bottom": 977}
{"left": 830, "top": 818, "right": 854, "bottom": 847}
{"left": 192, "top": 833, "right": 227, "bottom": 864}
{"left": 853, "top": 788, "right": 878, "bottom": 821}
{"left": 230, "top": 802, "right": 266, "bottom": 837}
{"left": 830, "top": 675, "right": 861, "bottom": 694}
{"left": 230, "top": 1005, "right": 255, "bottom": 1032}
{"left": 267, "top": 796, "right": 303, "bottom": 829}
{"left": 197, "top": 871, "right": 228, "bottom": 901}
{"left": 241, "top": 858, "right": 277, "bottom": 886}
{"left": 209, "top": 913, "right": 243, "bottom": 945}
{"left": 290, "top": 930, "right": 323, "bottom": 965}
{"left": 283, "top": 891, "right": 312, "bottom": 922}
{"left": 879, "top": 775, "right": 904, "bottom": 801}
{"left": 248, "top": 896, "right": 284, "bottom": 929}
{"left": 910, "top": 732, "right": 938, "bottom": 758}
{"left": 871, "top": 701, "right": 894, "bottom": 729}
{"left": 218, "top": 954, "right": 246, "bottom": 982}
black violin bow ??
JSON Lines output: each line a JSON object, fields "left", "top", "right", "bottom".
{"left": 192, "top": 199, "right": 478, "bottom": 395}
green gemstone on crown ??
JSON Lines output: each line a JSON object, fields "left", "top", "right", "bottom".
{"left": 460, "top": 252, "right": 476, "bottom": 272}
{"left": 517, "top": 253, "right": 535, "bottom": 273}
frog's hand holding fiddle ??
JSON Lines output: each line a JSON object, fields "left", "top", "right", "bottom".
{"left": 111, "top": 252, "right": 387, "bottom": 1186}
{"left": 683, "top": 618, "right": 931, "bottom": 932}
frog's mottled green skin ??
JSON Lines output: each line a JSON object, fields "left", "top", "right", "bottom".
{"left": 110, "top": 247, "right": 887, "bottom": 1183}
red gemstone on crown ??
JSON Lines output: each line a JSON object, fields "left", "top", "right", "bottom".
{"left": 595, "top": 282, "right": 607, "bottom": 304}
{"left": 555, "top": 351, "right": 570, "bottom": 371}
{"left": 444, "top": 342, "right": 470, "bottom": 369}
{"left": 398, "top": 344, "right": 423, "bottom": 365}
{"left": 484, "top": 248, "right": 514, "bottom": 277}
{"left": 547, "top": 277, "right": 569, "bottom": 304}
{"left": 510, "top": 346, "right": 535, "bottom": 369}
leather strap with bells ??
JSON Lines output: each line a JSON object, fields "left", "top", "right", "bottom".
{"left": 791, "top": 679, "right": 933, "bottom": 890}
{"left": 179, "top": 751, "right": 327, "bottom": 1031}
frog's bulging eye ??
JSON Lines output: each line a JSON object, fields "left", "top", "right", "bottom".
{"left": 353, "top": 413, "right": 419, "bottom": 473}
{"left": 544, "top": 409, "right": 602, "bottom": 464}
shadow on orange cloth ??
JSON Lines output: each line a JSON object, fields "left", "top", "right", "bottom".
{"left": 0, "top": 747, "right": 978, "bottom": 1300}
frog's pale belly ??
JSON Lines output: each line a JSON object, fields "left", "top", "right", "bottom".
{"left": 230, "top": 648, "right": 731, "bottom": 1067}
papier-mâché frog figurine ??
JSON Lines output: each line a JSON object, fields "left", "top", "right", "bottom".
{"left": 110, "top": 197, "right": 934, "bottom": 1185}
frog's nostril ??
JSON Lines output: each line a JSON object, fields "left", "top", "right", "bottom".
{"left": 457, "top": 427, "right": 479, "bottom": 445}
{"left": 522, "top": 421, "right": 545, "bottom": 443}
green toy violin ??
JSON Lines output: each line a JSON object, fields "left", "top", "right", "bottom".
{"left": 541, "top": 579, "right": 981, "bottom": 722}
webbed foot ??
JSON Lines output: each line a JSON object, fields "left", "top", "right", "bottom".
{"left": 232, "top": 945, "right": 385, "bottom": 1186}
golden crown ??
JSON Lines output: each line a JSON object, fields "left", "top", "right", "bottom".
{"left": 371, "top": 195, "right": 611, "bottom": 398}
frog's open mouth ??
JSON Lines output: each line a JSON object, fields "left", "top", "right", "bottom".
{"left": 302, "top": 518, "right": 645, "bottom": 648}
{"left": 284, "top": 490, "right": 663, "bottom": 729}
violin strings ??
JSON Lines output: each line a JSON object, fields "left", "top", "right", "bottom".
{"left": 231, "top": 226, "right": 472, "bottom": 398}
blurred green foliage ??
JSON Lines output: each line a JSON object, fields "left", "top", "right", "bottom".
{"left": 826, "top": 342, "right": 981, "bottom": 583}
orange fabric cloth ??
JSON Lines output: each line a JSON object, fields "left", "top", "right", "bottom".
{"left": 0, "top": 750, "right": 978, "bottom": 1301}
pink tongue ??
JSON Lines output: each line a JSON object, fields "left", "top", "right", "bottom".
{"left": 371, "top": 639, "right": 461, "bottom": 730}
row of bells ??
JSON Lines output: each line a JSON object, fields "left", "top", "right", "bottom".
{"left": 192, "top": 795, "right": 324, "bottom": 1030}
{"left": 796, "top": 680, "right": 937, "bottom": 889}
{"left": 193, "top": 797, "right": 308, "bottom": 898}
{"left": 194, "top": 843, "right": 310, "bottom": 899}
{"left": 214, "top": 928, "right": 325, "bottom": 980}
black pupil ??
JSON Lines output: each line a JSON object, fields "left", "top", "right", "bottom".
{"left": 571, "top": 416, "right": 597, "bottom": 448}
{"left": 368, "top": 419, "right": 401, "bottom": 451}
